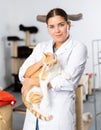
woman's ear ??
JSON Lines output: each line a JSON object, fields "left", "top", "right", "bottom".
{"left": 67, "top": 21, "right": 71, "bottom": 29}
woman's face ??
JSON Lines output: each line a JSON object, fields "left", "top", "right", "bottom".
{"left": 47, "top": 15, "right": 70, "bottom": 44}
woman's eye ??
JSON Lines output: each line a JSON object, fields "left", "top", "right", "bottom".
{"left": 48, "top": 25, "right": 54, "bottom": 29}
{"left": 59, "top": 23, "right": 65, "bottom": 27}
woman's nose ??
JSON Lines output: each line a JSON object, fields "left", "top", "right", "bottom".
{"left": 54, "top": 26, "right": 60, "bottom": 32}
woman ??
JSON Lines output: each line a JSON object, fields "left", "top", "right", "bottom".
{"left": 19, "top": 8, "right": 87, "bottom": 130}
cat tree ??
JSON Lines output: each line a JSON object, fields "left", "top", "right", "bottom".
{"left": 19, "top": 24, "right": 38, "bottom": 46}
{"left": 7, "top": 24, "right": 39, "bottom": 92}
{"left": 7, "top": 36, "right": 24, "bottom": 91}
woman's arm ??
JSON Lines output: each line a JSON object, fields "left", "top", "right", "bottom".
{"left": 21, "top": 78, "right": 40, "bottom": 97}
{"left": 24, "top": 60, "right": 43, "bottom": 78}
{"left": 49, "top": 43, "right": 88, "bottom": 91}
{"left": 18, "top": 43, "right": 43, "bottom": 83}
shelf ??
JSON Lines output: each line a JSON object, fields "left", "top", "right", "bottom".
{"left": 92, "top": 39, "right": 101, "bottom": 130}
{"left": 11, "top": 56, "right": 27, "bottom": 59}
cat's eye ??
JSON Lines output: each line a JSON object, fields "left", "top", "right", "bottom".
{"left": 46, "top": 63, "right": 50, "bottom": 67}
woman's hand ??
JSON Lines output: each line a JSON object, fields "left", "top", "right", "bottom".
{"left": 21, "top": 78, "right": 40, "bottom": 97}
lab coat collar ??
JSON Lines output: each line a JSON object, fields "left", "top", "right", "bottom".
{"left": 44, "top": 36, "right": 74, "bottom": 55}
{"left": 54, "top": 36, "right": 74, "bottom": 55}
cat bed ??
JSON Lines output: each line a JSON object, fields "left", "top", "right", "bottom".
{"left": 7, "top": 36, "right": 24, "bottom": 41}
{"left": 17, "top": 46, "right": 33, "bottom": 58}
{"left": 0, "top": 91, "right": 16, "bottom": 107}
{"left": 19, "top": 24, "right": 38, "bottom": 34}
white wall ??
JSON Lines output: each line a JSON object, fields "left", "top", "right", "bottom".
{"left": 0, "top": 0, "right": 101, "bottom": 89}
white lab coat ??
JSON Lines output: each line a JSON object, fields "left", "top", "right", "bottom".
{"left": 19, "top": 37, "right": 87, "bottom": 130}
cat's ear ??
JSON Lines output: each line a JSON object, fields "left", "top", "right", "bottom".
{"left": 43, "top": 53, "right": 47, "bottom": 58}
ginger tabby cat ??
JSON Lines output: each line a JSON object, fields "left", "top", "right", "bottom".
{"left": 22, "top": 52, "right": 61, "bottom": 121}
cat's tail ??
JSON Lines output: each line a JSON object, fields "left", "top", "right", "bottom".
{"left": 22, "top": 96, "right": 53, "bottom": 121}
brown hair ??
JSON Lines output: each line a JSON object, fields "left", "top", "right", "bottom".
{"left": 46, "top": 8, "right": 68, "bottom": 24}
